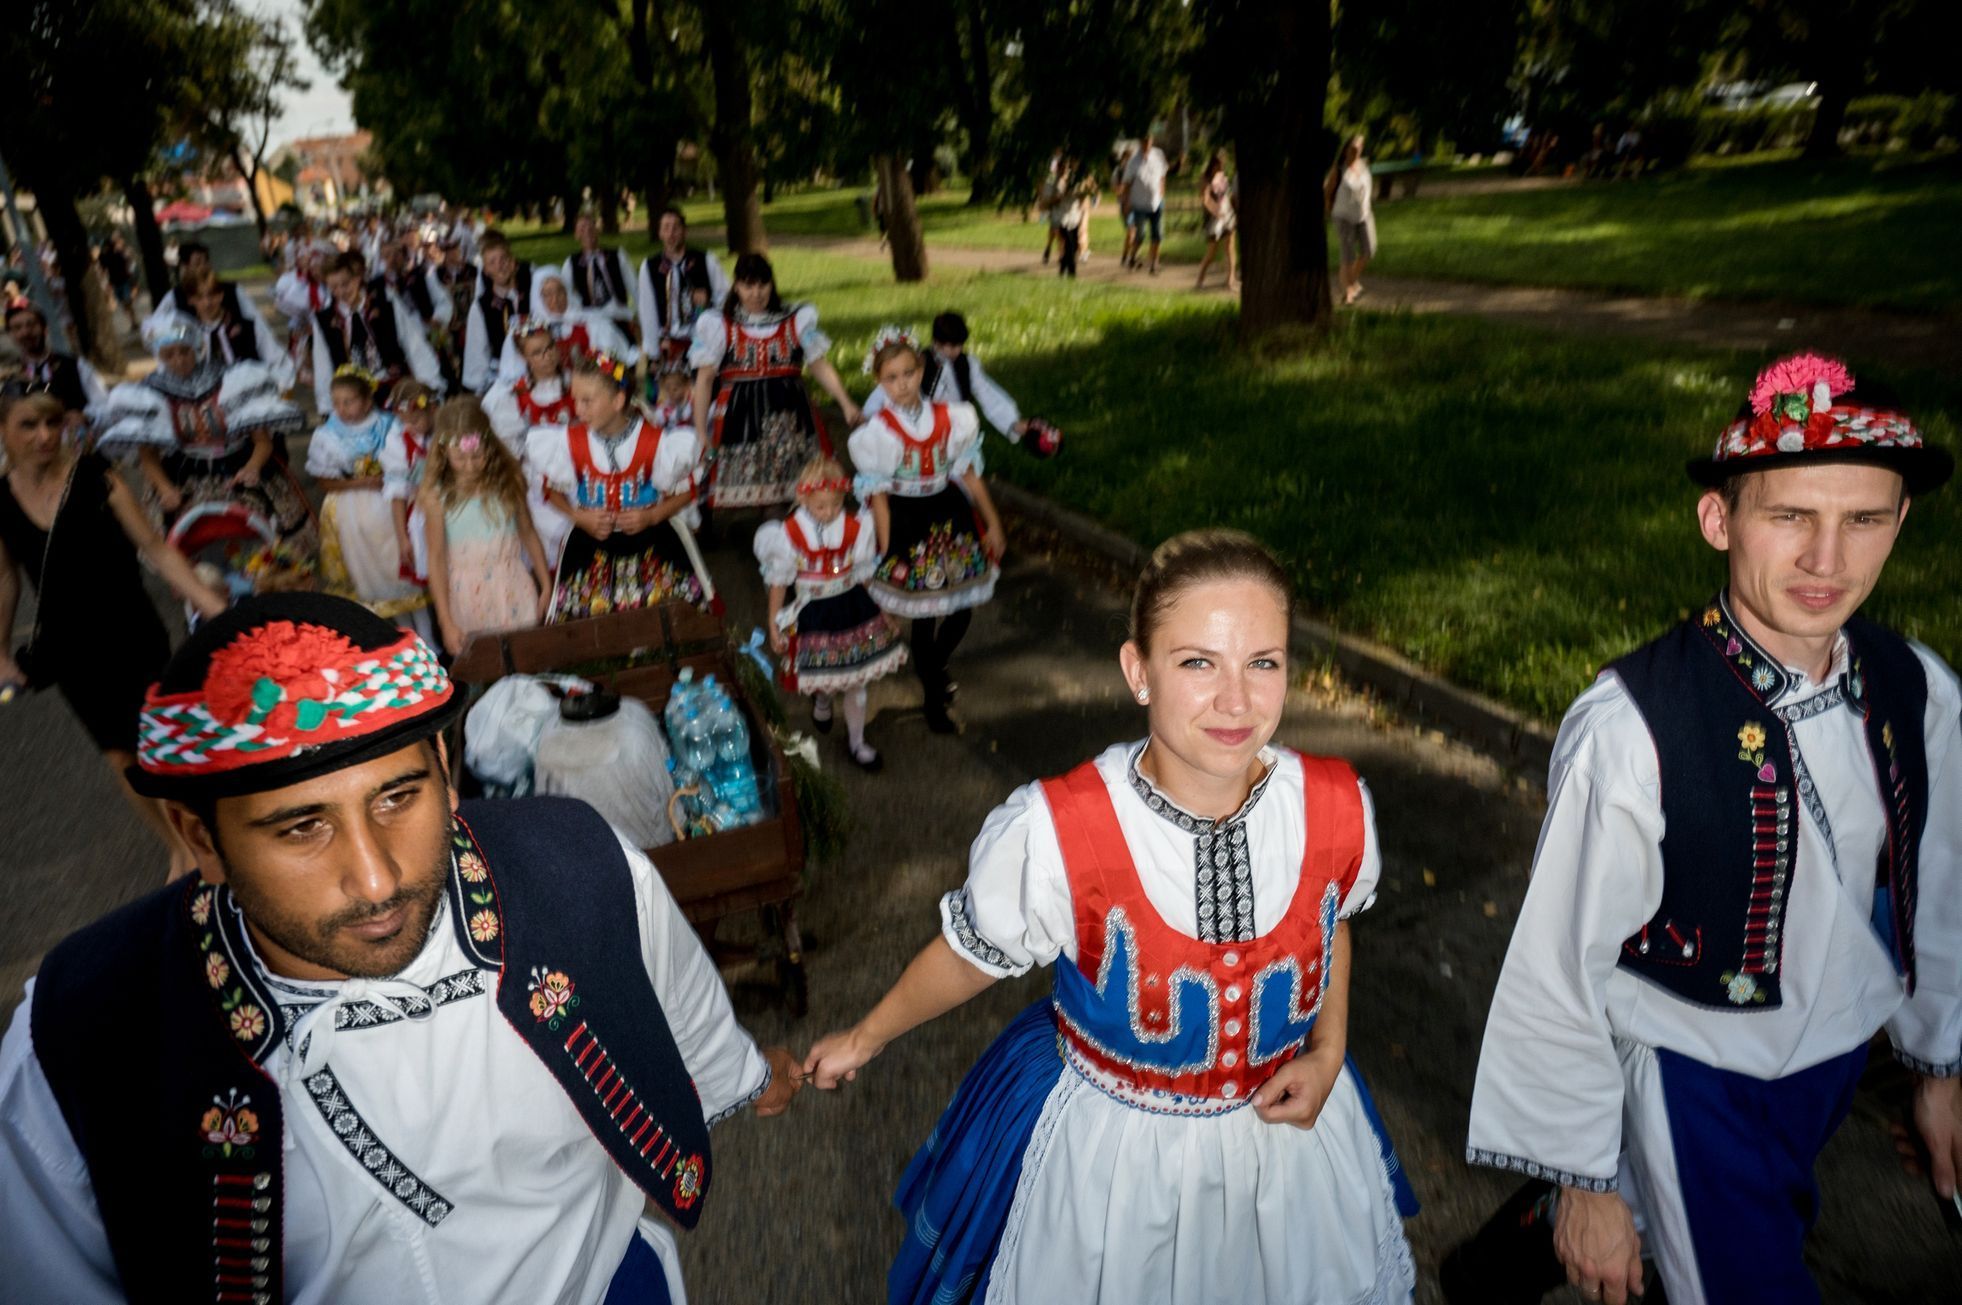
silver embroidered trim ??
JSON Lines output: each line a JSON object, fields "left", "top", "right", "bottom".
{"left": 273, "top": 968, "right": 488, "bottom": 1033}
{"left": 1054, "top": 907, "right": 1220, "bottom": 1078}
{"left": 303, "top": 1068, "right": 454, "bottom": 1226}
{"left": 985, "top": 1072, "right": 1082, "bottom": 1305}
{"left": 1892, "top": 1046, "right": 1960, "bottom": 1078}
{"left": 1465, "top": 1146, "right": 1617, "bottom": 1193}
{"left": 707, "top": 1071, "right": 771, "bottom": 1127}
{"left": 942, "top": 888, "right": 1014, "bottom": 973}
{"left": 1775, "top": 683, "right": 1847, "bottom": 723}
{"left": 1788, "top": 745, "right": 1836, "bottom": 867}
{"left": 1246, "top": 882, "right": 1338, "bottom": 1068}
{"left": 1128, "top": 747, "right": 1272, "bottom": 942}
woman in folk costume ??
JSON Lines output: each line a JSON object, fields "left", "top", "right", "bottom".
{"left": 528, "top": 352, "right": 714, "bottom": 622}
{"left": 754, "top": 453, "right": 907, "bottom": 772}
{"left": 95, "top": 314, "right": 314, "bottom": 554}
{"left": 805, "top": 530, "right": 1419, "bottom": 1304}
{"left": 688, "top": 252, "right": 860, "bottom": 510}
{"left": 494, "top": 268, "right": 635, "bottom": 383}
{"left": 274, "top": 240, "right": 333, "bottom": 389}
{"left": 847, "top": 327, "right": 1004, "bottom": 734}
{"left": 305, "top": 365, "right": 431, "bottom": 630}
{"left": 486, "top": 317, "right": 578, "bottom": 564}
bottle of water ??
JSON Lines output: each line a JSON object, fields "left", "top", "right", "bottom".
{"left": 676, "top": 706, "right": 715, "bottom": 784}
{"left": 703, "top": 697, "right": 762, "bottom": 823}
{"left": 664, "top": 668, "right": 697, "bottom": 742}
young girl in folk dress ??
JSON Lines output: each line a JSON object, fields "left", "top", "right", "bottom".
{"left": 847, "top": 328, "right": 1005, "bottom": 734}
{"left": 384, "top": 377, "right": 437, "bottom": 589}
{"left": 753, "top": 454, "right": 908, "bottom": 772}
{"left": 420, "top": 395, "right": 553, "bottom": 654}
{"left": 805, "top": 530, "right": 1418, "bottom": 1305}
{"left": 530, "top": 353, "right": 711, "bottom": 622}
{"left": 688, "top": 253, "right": 861, "bottom": 510}
{"left": 486, "top": 318, "right": 578, "bottom": 565}
{"left": 306, "top": 365, "right": 430, "bottom": 628}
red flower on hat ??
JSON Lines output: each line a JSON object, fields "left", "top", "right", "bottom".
{"left": 1749, "top": 353, "right": 1853, "bottom": 417}
{"left": 204, "top": 621, "right": 360, "bottom": 723}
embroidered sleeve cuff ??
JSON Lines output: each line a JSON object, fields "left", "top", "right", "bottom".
{"left": 705, "top": 1069, "right": 771, "bottom": 1127}
{"left": 1465, "top": 1146, "right": 1618, "bottom": 1193}
{"left": 1892, "top": 1044, "right": 1962, "bottom": 1078}
{"left": 939, "top": 889, "right": 1027, "bottom": 979}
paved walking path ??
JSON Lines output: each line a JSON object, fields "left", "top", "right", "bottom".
{"left": 760, "top": 233, "right": 1962, "bottom": 373}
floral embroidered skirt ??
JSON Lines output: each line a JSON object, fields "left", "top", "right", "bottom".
{"left": 159, "top": 445, "right": 318, "bottom": 562}
{"left": 708, "top": 374, "right": 830, "bottom": 509}
{"left": 867, "top": 483, "right": 998, "bottom": 619}
{"left": 548, "top": 520, "right": 706, "bottom": 623}
{"left": 319, "top": 489, "right": 426, "bottom": 622}
{"left": 784, "top": 585, "right": 907, "bottom": 695}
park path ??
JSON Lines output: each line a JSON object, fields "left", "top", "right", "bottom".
{"left": 760, "top": 232, "right": 1962, "bottom": 374}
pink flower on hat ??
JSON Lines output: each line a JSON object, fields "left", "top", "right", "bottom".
{"left": 1749, "top": 353, "right": 1853, "bottom": 418}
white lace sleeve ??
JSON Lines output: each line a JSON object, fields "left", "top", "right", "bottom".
{"left": 846, "top": 421, "right": 896, "bottom": 498}
{"left": 526, "top": 426, "right": 576, "bottom": 495}
{"left": 686, "top": 311, "right": 727, "bottom": 372}
{"left": 792, "top": 303, "right": 830, "bottom": 359}
{"left": 944, "top": 402, "right": 984, "bottom": 477}
{"left": 304, "top": 424, "right": 350, "bottom": 480}
{"left": 751, "top": 520, "right": 797, "bottom": 587}
{"left": 939, "top": 780, "right": 1076, "bottom": 978}
{"left": 92, "top": 384, "right": 172, "bottom": 455}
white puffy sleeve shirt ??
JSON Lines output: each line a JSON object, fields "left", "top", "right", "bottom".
{"left": 527, "top": 421, "right": 703, "bottom": 530}
{"left": 845, "top": 401, "right": 982, "bottom": 498}
{"left": 1467, "top": 639, "right": 1962, "bottom": 1192}
{"left": 752, "top": 506, "right": 880, "bottom": 589}
{"left": 940, "top": 741, "right": 1383, "bottom": 981}
{"left": 0, "top": 832, "right": 769, "bottom": 1305}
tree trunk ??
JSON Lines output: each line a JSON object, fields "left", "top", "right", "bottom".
{"left": 232, "top": 150, "right": 270, "bottom": 235}
{"left": 1215, "top": 1, "right": 1334, "bottom": 339}
{"left": 874, "top": 155, "right": 929, "bottom": 283}
{"left": 1803, "top": 81, "right": 1850, "bottom": 159}
{"left": 120, "top": 174, "right": 172, "bottom": 306}
{"left": 599, "top": 188, "right": 621, "bottom": 235}
{"left": 949, "top": 0, "right": 996, "bottom": 204}
{"left": 38, "top": 191, "right": 114, "bottom": 368}
{"left": 641, "top": 131, "right": 678, "bottom": 238}
{"left": 703, "top": 4, "right": 767, "bottom": 255}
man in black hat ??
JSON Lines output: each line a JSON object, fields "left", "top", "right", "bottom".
{"left": 1460, "top": 353, "right": 1961, "bottom": 1305}
{"left": 0, "top": 592, "right": 799, "bottom": 1303}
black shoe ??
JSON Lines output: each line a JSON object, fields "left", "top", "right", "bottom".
{"left": 1438, "top": 1180, "right": 1566, "bottom": 1305}
{"left": 944, "top": 679, "right": 959, "bottom": 704}
{"left": 923, "top": 697, "right": 960, "bottom": 735}
{"left": 811, "top": 699, "right": 833, "bottom": 734}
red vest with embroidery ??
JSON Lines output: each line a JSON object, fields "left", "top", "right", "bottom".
{"left": 555, "top": 323, "right": 595, "bottom": 368}
{"left": 166, "top": 391, "right": 233, "bottom": 454}
{"left": 719, "top": 312, "right": 803, "bottom": 380}
{"left": 1044, "top": 752, "right": 1364, "bottom": 1112}
{"left": 784, "top": 514, "right": 860, "bottom": 585}
{"left": 567, "top": 422, "right": 663, "bottom": 511}
{"left": 880, "top": 404, "right": 952, "bottom": 482}
{"left": 514, "top": 375, "right": 575, "bottom": 428}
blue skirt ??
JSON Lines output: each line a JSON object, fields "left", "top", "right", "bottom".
{"left": 889, "top": 1001, "right": 1420, "bottom": 1305}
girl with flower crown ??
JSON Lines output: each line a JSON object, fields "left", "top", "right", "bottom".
{"left": 688, "top": 253, "right": 860, "bottom": 509}
{"left": 847, "top": 327, "right": 1004, "bottom": 734}
{"left": 753, "top": 452, "right": 907, "bottom": 771}
{"left": 305, "top": 365, "right": 430, "bottom": 629}
{"left": 420, "top": 396, "right": 553, "bottom": 653}
{"left": 528, "top": 352, "right": 711, "bottom": 622}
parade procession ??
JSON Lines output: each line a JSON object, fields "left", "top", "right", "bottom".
{"left": 3, "top": 2, "right": 1961, "bottom": 1303}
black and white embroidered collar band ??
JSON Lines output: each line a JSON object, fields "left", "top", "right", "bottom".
{"left": 1128, "top": 742, "right": 1276, "bottom": 944}
{"left": 1716, "top": 592, "right": 1859, "bottom": 719}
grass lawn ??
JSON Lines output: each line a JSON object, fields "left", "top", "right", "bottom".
{"left": 650, "top": 247, "right": 1958, "bottom": 722}
{"left": 513, "top": 152, "right": 1961, "bottom": 313}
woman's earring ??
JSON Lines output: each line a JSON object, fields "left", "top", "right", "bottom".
{"left": 1136, "top": 688, "right": 1149, "bottom": 704}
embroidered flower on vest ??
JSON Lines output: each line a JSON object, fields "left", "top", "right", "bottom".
{"left": 205, "top": 952, "right": 230, "bottom": 989}
{"left": 528, "top": 967, "right": 579, "bottom": 1029}
{"left": 673, "top": 1154, "right": 705, "bottom": 1209}
{"left": 468, "top": 909, "right": 501, "bottom": 943}
{"left": 1736, "top": 721, "right": 1776, "bottom": 784}
{"left": 1721, "top": 969, "right": 1766, "bottom": 1006}
{"left": 228, "top": 1004, "right": 268, "bottom": 1042}
{"left": 457, "top": 849, "right": 490, "bottom": 883}
{"left": 199, "top": 1088, "right": 261, "bottom": 1158}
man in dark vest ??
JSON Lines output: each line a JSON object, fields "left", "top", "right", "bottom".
{"left": 312, "top": 250, "right": 445, "bottom": 413}
{"left": 4, "top": 297, "right": 107, "bottom": 430}
{"left": 0, "top": 592, "right": 800, "bottom": 1303}
{"left": 860, "top": 310, "right": 1062, "bottom": 461}
{"left": 564, "top": 212, "right": 638, "bottom": 342}
{"left": 636, "top": 207, "right": 727, "bottom": 368}
{"left": 462, "top": 230, "right": 532, "bottom": 394}
{"left": 144, "top": 240, "right": 272, "bottom": 341}
{"left": 373, "top": 230, "right": 450, "bottom": 336}
{"left": 433, "top": 233, "right": 478, "bottom": 381}
{"left": 1460, "top": 353, "right": 1960, "bottom": 1305}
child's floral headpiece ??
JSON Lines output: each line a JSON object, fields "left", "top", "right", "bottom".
{"left": 507, "top": 314, "right": 555, "bottom": 343}
{"left": 587, "top": 351, "right": 634, "bottom": 390}
{"left": 861, "top": 324, "right": 920, "bottom": 375}
{"left": 796, "top": 474, "right": 852, "bottom": 496}
{"left": 331, "top": 363, "right": 379, "bottom": 392}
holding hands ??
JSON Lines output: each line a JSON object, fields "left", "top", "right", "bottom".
{"left": 801, "top": 1025, "right": 884, "bottom": 1090}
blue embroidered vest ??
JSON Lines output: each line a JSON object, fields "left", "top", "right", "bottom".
{"left": 1609, "top": 599, "right": 1928, "bottom": 1011}
{"left": 28, "top": 797, "right": 712, "bottom": 1304}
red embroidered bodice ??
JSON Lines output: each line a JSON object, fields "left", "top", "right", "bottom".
{"left": 566, "top": 422, "right": 664, "bottom": 512}
{"left": 514, "top": 375, "right": 575, "bottom": 428}
{"left": 719, "top": 313, "right": 804, "bottom": 381}
{"left": 555, "top": 323, "right": 594, "bottom": 368}
{"left": 165, "top": 391, "right": 232, "bottom": 454}
{"left": 1044, "top": 752, "right": 1364, "bottom": 1112}
{"left": 880, "top": 404, "right": 952, "bottom": 482}
{"left": 784, "top": 514, "right": 861, "bottom": 586}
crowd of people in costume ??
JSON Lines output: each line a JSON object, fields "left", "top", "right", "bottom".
{"left": 1, "top": 186, "right": 1959, "bottom": 1305}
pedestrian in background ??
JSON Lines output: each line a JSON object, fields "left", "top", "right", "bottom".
{"left": 1118, "top": 131, "right": 1169, "bottom": 275}
{"left": 1326, "top": 134, "right": 1376, "bottom": 306}
{"left": 1196, "top": 150, "right": 1238, "bottom": 292}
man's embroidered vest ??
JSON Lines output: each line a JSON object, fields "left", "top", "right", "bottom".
{"left": 476, "top": 265, "right": 533, "bottom": 350}
{"left": 315, "top": 297, "right": 408, "bottom": 376}
{"left": 648, "top": 251, "right": 712, "bottom": 333}
{"left": 1609, "top": 601, "right": 1928, "bottom": 1010}
{"left": 28, "top": 797, "right": 713, "bottom": 1304}
{"left": 372, "top": 271, "right": 437, "bottom": 326}
{"left": 1044, "top": 753, "right": 1363, "bottom": 1115}
{"left": 572, "top": 248, "right": 632, "bottom": 310}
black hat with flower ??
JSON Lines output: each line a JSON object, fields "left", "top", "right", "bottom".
{"left": 127, "top": 592, "right": 461, "bottom": 800}
{"left": 1689, "top": 351, "right": 1951, "bottom": 496}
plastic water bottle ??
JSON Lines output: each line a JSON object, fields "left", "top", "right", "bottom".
{"left": 704, "top": 696, "right": 762, "bottom": 823}
{"left": 664, "top": 668, "right": 697, "bottom": 741}
{"left": 676, "top": 706, "right": 715, "bottom": 781}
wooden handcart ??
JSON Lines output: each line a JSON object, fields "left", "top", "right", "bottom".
{"left": 450, "top": 601, "right": 810, "bottom": 1014}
